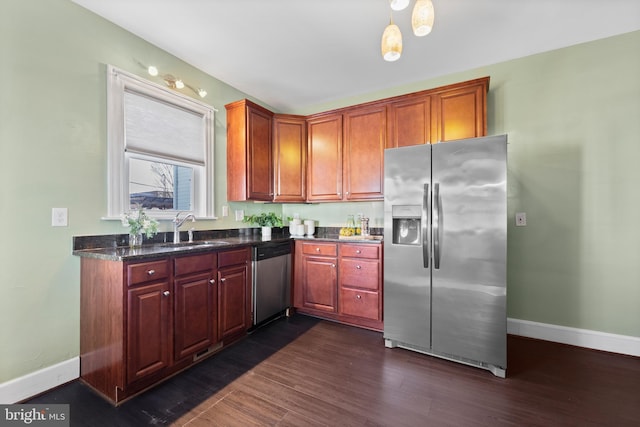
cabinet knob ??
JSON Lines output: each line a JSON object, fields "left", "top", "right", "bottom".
{"left": 356, "top": 250, "right": 361, "bottom": 254}
{"left": 331, "top": 264, "right": 336, "bottom": 268}
{"left": 356, "top": 265, "right": 362, "bottom": 269}
{"left": 147, "top": 269, "right": 155, "bottom": 275}
{"left": 163, "top": 291, "right": 170, "bottom": 297}
{"left": 316, "top": 247, "right": 320, "bottom": 252}
{"left": 356, "top": 294, "right": 362, "bottom": 299}
{"left": 209, "top": 279, "right": 215, "bottom": 285}
{"left": 220, "top": 277, "right": 226, "bottom": 282}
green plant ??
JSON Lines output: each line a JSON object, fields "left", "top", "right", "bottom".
{"left": 122, "top": 207, "right": 159, "bottom": 238}
{"left": 242, "top": 212, "right": 283, "bottom": 227}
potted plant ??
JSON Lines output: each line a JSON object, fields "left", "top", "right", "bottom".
{"left": 242, "top": 212, "right": 283, "bottom": 238}
{"left": 122, "top": 207, "right": 159, "bottom": 247}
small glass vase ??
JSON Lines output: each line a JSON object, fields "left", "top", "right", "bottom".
{"left": 129, "top": 233, "right": 143, "bottom": 248}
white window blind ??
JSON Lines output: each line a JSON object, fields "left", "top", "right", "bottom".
{"left": 124, "top": 90, "right": 206, "bottom": 165}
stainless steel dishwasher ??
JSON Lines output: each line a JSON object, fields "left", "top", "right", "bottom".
{"left": 251, "top": 241, "right": 292, "bottom": 329}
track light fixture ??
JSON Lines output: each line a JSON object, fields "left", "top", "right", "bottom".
{"left": 139, "top": 62, "right": 207, "bottom": 98}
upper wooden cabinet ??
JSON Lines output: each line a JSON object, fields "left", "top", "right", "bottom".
{"left": 225, "top": 77, "right": 489, "bottom": 203}
{"left": 387, "top": 77, "right": 489, "bottom": 147}
{"left": 225, "top": 99, "right": 274, "bottom": 201}
{"left": 306, "top": 113, "right": 343, "bottom": 202}
{"left": 306, "top": 104, "right": 386, "bottom": 202}
{"left": 387, "top": 94, "right": 432, "bottom": 147}
{"left": 273, "top": 114, "right": 307, "bottom": 202}
{"left": 432, "top": 78, "right": 488, "bottom": 142}
{"left": 342, "top": 104, "right": 386, "bottom": 201}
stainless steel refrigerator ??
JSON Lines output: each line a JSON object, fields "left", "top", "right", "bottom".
{"left": 383, "top": 134, "right": 507, "bottom": 377}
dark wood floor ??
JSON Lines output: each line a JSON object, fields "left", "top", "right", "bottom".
{"left": 28, "top": 315, "right": 640, "bottom": 426}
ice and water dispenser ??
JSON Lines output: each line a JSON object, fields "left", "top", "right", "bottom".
{"left": 391, "top": 205, "right": 422, "bottom": 245}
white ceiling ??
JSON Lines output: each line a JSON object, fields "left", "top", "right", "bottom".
{"left": 72, "top": 0, "right": 640, "bottom": 112}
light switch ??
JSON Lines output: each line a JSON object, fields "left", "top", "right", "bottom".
{"left": 222, "top": 205, "right": 229, "bottom": 217}
{"left": 52, "top": 208, "right": 68, "bottom": 227}
{"left": 235, "top": 209, "right": 244, "bottom": 221}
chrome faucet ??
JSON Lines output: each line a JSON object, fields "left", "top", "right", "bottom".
{"left": 173, "top": 212, "right": 196, "bottom": 243}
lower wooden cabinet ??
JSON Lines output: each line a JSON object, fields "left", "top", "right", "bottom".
{"left": 217, "top": 247, "right": 251, "bottom": 341}
{"left": 173, "top": 253, "right": 217, "bottom": 361}
{"left": 293, "top": 241, "right": 382, "bottom": 331}
{"left": 79, "top": 247, "right": 250, "bottom": 405}
{"left": 126, "top": 280, "right": 172, "bottom": 384}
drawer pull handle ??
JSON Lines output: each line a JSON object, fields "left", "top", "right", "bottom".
{"left": 209, "top": 279, "right": 215, "bottom": 285}
{"left": 316, "top": 247, "right": 321, "bottom": 252}
{"left": 147, "top": 269, "right": 155, "bottom": 275}
{"left": 163, "top": 291, "right": 170, "bottom": 297}
{"left": 356, "top": 250, "right": 361, "bottom": 254}
{"left": 356, "top": 265, "right": 362, "bottom": 269}
{"left": 356, "top": 294, "right": 362, "bottom": 299}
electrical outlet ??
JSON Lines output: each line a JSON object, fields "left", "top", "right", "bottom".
{"left": 222, "top": 205, "right": 229, "bottom": 217}
{"left": 52, "top": 208, "right": 68, "bottom": 227}
{"left": 515, "top": 212, "right": 527, "bottom": 227}
{"left": 235, "top": 209, "right": 244, "bottom": 221}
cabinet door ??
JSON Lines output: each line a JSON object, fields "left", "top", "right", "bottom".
{"left": 307, "top": 113, "right": 343, "bottom": 201}
{"left": 226, "top": 99, "right": 274, "bottom": 201}
{"left": 127, "top": 281, "right": 171, "bottom": 384}
{"left": 343, "top": 105, "right": 386, "bottom": 201}
{"left": 247, "top": 105, "right": 274, "bottom": 200}
{"left": 432, "top": 81, "right": 487, "bottom": 142}
{"left": 301, "top": 256, "right": 338, "bottom": 312}
{"left": 273, "top": 115, "right": 307, "bottom": 202}
{"left": 218, "top": 264, "right": 249, "bottom": 340}
{"left": 174, "top": 272, "right": 216, "bottom": 360}
{"left": 387, "top": 95, "right": 432, "bottom": 147}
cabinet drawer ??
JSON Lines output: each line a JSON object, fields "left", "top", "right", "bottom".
{"left": 219, "top": 248, "right": 249, "bottom": 268}
{"left": 127, "top": 260, "right": 169, "bottom": 286}
{"left": 339, "top": 259, "right": 379, "bottom": 291}
{"left": 174, "top": 253, "right": 216, "bottom": 276}
{"left": 340, "top": 244, "right": 380, "bottom": 259}
{"left": 301, "top": 242, "right": 338, "bottom": 256}
{"left": 339, "top": 288, "right": 379, "bottom": 320}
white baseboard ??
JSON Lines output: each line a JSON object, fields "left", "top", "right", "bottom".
{"left": 0, "top": 357, "right": 79, "bottom": 404}
{"left": 508, "top": 318, "right": 640, "bottom": 357}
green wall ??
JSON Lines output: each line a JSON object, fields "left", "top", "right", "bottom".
{"left": 1, "top": 0, "right": 638, "bottom": 385}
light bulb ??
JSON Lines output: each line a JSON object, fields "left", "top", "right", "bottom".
{"left": 147, "top": 66, "right": 158, "bottom": 76}
{"left": 197, "top": 89, "right": 207, "bottom": 98}
{"left": 175, "top": 79, "right": 185, "bottom": 89}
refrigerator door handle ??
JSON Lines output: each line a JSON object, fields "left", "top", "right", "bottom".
{"left": 433, "top": 182, "right": 441, "bottom": 269}
{"left": 422, "top": 183, "right": 429, "bottom": 268}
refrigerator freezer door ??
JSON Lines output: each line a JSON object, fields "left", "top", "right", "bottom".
{"left": 430, "top": 135, "right": 507, "bottom": 368}
{"left": 383, "top": 144, "right": 432, "bottom": 351}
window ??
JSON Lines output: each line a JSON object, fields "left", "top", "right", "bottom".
{"left": 106, "top": 65, "right": 215, "bottom": 220}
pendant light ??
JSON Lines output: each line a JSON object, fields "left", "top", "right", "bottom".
{"left": 389, "top": 0, "right": 410, "bottom": 11}
{"left": 412, "top": 0, "right": 435, "bottom": 37}
{"left": 381, "top": 16, "right": 403, "bottom": 62}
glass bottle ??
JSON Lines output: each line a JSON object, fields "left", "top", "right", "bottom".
{"left": 346, "top": 214, "right": 355, "bottom": 234}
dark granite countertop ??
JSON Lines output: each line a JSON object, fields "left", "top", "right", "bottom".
{"left": 72, "top": 236, "right": 290, "bottom": 261}
{"left": 72, "top": 227, "right": 383, "bottom": 262}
